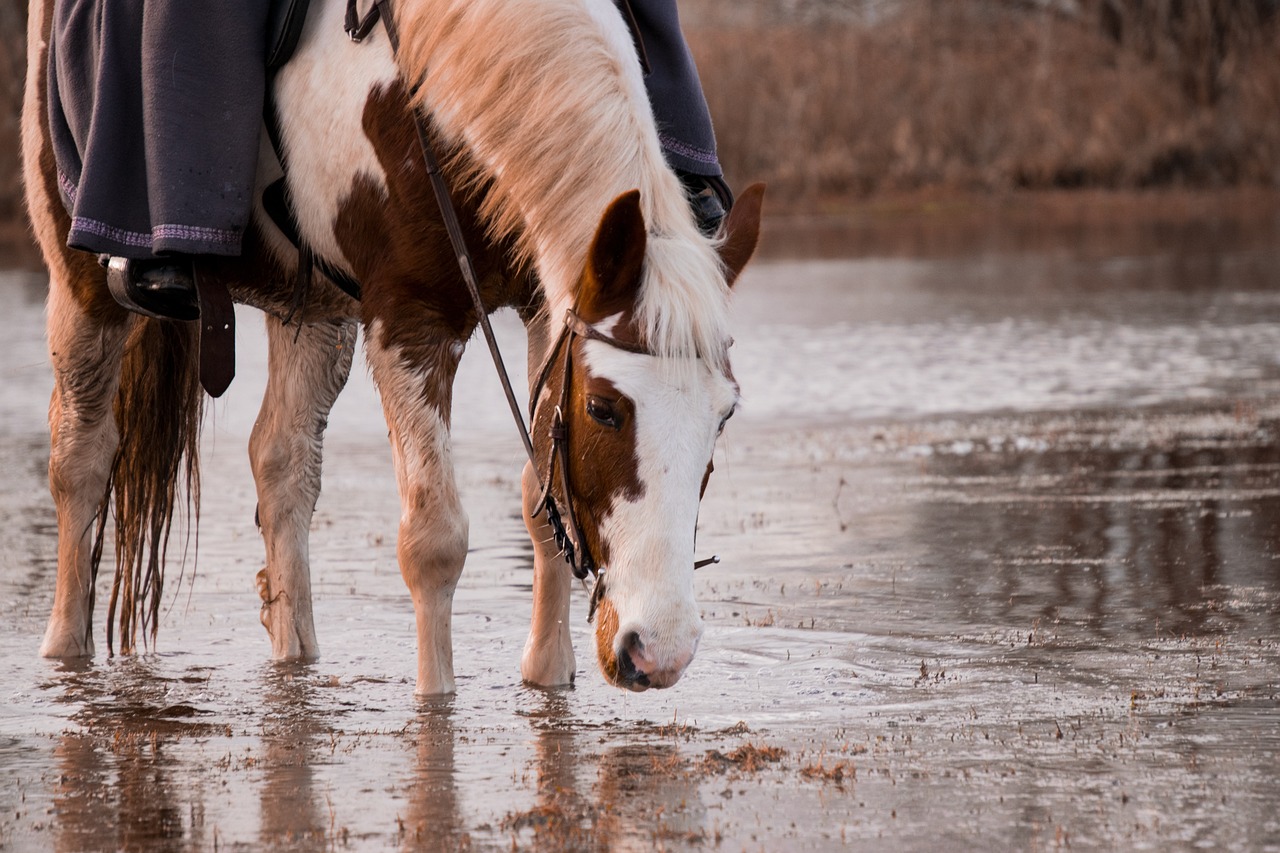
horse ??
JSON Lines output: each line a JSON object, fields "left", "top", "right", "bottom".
{"left": 21, "top": 0, "right": 763, "bottom": 694}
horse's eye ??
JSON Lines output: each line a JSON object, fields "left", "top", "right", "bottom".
{"left": 717, "top": 407, "right": 735, "bottom": 436}
{"left": 586, "top": 395, "right": 622, "bottom": 430}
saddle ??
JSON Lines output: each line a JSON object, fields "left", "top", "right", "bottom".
{"left": 268, "top": 0, "right": 312, "bottom": 70}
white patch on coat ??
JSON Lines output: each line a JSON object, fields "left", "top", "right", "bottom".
{"left": 582, "top": 338, "right": 739, "bottom": 678}
{"left": 268, "top": 0, "right": 399, "bottom": 275}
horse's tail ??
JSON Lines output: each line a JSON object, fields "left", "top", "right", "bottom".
{"left": 101, "top": 317, "right": 204, "bottom": 654}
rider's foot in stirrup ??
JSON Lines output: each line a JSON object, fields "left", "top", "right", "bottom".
{"left": 677, "top": 170, "right": 734, "bottom": 237}
{"left": 103, "top": 255, "right": 200, "bottom": 321}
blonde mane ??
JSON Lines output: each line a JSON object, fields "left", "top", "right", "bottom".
{"left": 392, "top": 0, "right": 731, "bottom": 369}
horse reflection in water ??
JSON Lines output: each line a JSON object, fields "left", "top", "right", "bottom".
{"left": 23, "top": 0, "right": 762, "bottom": 693}
{"left": 48, "top": 661, "right": 219, "bottom": 852}
{"left": 43, "top": 665, "right": 700, "bottom": 849}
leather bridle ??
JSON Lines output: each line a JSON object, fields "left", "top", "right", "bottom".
{"left": 527, "top": 310, "right": 722, "bottom": 621}
{"left": 527, "top": 310, "right": 651, "bottom": 619}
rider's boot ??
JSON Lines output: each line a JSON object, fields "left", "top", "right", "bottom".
{"left": 104, "top": 255, "right": 201, "bottom": 321}
{"left": 678, "top": 170, "right": 735, "bottom": 237}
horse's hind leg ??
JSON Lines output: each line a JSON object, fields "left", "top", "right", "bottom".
{"left": 365, "top": 326, "right": 468, "bottom": 695}
{"left": 25, "top": 0, "right": 129, "bottom": 657}
{"left": 249, "top": 315, "right": 357, "bottom": 659}
{"left": 41, "top": 272, "right": 130, "bottom": 657}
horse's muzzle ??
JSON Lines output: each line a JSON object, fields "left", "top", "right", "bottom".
{"left": 613, "top": 628, "right": 696, "bottom": 691}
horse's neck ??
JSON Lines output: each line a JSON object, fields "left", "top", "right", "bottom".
{"left": 391, "top": 0, "right": 701, "bottom": 316}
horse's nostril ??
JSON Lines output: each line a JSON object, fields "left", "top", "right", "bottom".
{"left": 620, "top": 630, "right": 642, "bottom": 656}
{"left": 617, "top": 646, "right": 636, "bottom": 679}
{"left": 615, "top": 644, "right": 650, "bottom": 687}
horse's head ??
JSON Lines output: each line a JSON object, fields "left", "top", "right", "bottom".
{"left": 530, "top": 184, "right": 763, "bottom": 691}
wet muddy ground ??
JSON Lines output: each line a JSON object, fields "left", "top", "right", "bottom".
{"left": 2, "top": 211, "right": 1280, "bottom": 851}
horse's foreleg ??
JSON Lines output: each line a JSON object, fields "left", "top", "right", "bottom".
{"left": 41, "top": 279, "right": 129, "bottom": 658}
{"left": 519, "top": 460, "right": 577, "bottom": 687}
{"left": 367, "top": 331, "right": 467, "bottom": 696}
{"left": 249, "top": 316, "right": 356, "bottom": 660}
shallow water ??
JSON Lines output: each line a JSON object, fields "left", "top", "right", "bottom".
{"left": 2, "top": 227, "right": 1279, "bottom": 850}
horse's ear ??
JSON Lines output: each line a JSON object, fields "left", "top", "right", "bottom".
{"left": 718, "top": 183, "right": 765, "bottom": 288}
{"left": 580, "top": 189, "right": 647, "bottom": 322}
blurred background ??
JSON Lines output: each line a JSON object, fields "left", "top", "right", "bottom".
{"left": 687, "top": 0, "right": 1280, "bottom": 207}
{"left": 2, "top": 0, "right": 1279, "bottom": 260}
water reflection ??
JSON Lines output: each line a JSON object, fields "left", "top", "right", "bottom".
{"left": 258, "top": 663, "right": 327, "bottom": 849}
{"left": 912, "top": 437, "right": 1280, "bottom": 638}
{"left": 400, "top": 697, "right": 463, "bottom": 851}
{"left": 513, "top": 690, "right": 707, "bottom": 850}
{"left": 47, "top": 660, "right": 217, "bottom": 853}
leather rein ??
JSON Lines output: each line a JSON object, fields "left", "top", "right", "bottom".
{"left": 346, "top": 0, "right": 715, "bottom": 623}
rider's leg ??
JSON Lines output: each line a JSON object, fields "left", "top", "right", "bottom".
{"left": 49, "top": 0, "right": 268, "bottom": 318}
{"left": 624, "top": 0, "right": 734, "bottom": 233}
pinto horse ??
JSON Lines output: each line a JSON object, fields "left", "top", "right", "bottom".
{"left": 22, "top": 0, "right": 762, "bottom": 694}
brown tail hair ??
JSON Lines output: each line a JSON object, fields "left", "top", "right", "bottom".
{"left": 97, "top": 318, "right": 204, "bottom": 654}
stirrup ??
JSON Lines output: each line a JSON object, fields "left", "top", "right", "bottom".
{"left": 103, "top": 256, "right": 200, "bottom": 322}
{"left": 678, "top": 172, "right": 735, "bottom": 236}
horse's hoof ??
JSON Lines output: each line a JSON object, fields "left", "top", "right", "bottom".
{"left": 104, "top": 256, "right": 201, "bottom": 321}
{"left": 39, "top": 629, "right": 93, "bottom": 659}
{"left": 520, "top": 642, "right": 576, "bottom": 688}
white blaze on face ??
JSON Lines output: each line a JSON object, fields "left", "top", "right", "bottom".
{"left": 582, "top": 338, "right": 739, "bottom": 682}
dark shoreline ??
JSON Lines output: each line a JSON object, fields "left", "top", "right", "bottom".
{"left": 8, "top": 186, "right": 1279, "bottom": 274}
{"left": 754, "top": 186, "right": 1280, "bottom": 260}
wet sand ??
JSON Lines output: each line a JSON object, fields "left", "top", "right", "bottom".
{"left": 2, "top": 217, "right": 1280, "bottom": 850}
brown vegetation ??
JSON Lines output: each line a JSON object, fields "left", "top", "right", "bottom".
{"left": 0, "top": 0, "right": 31, "bottom": 262}
{"left": 689, "top": 0, "right": 1280, "bottom": 209}
{"left": 700, "top": 742, "right": 786, "bottom": 774}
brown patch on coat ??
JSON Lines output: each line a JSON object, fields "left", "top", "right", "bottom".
{"left": 593, "top": 596, "right": 622, "bottom": 685}
{"left": 23, "top": 0, "right": 125, "bottom": 327}
{"left": 528, "top": 336, "right": 644, "bottom": 575}
{"left": 335, "top": 82, "right": 533, "bottom": 364}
